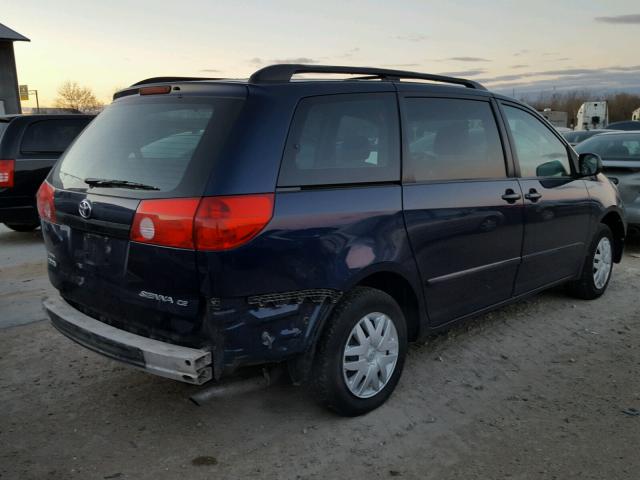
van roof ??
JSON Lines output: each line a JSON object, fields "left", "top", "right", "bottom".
{"left": 114, "top": 64, "right": 488, "bottom": 100}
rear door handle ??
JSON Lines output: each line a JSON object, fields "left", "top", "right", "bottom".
{"left": 524, "top": 189, "right": 542, "bottom": 202}
{"left": 501, "top": 189, "right": 522, "bottom": 203}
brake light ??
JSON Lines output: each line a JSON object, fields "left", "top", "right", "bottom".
{"left": 36, "top": 180, "right": 56, "bottom": 223}
{"left": 0, "top": 159, "right": 14, "bottom": 188}
{"left": 195, "top": 194, "right": 274, "bottom": 251}
{"left": 139, "top": 85, "right": 171, "bottom": 95}
{"left": 131, "top": 198, "right": 200, "bottom": 249}
{"left": 130, "top": 194, "right": 274, "bottom": 251}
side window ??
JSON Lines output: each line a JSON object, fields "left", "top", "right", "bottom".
{"left": 403, "top": 98, "right": 506, "bottom": 182}
{"left": 278, "top": 93, "right": 400, "bottom": 187}
{"left": 21, "top": 119, "right": 89, "bottom": 154}
{"left": 502, "top": 105, "right": 571, "bottom": 177}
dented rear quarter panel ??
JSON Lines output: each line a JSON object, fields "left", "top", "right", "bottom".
{"left": 196, "top": 185, "right": 424, "bottom": 373}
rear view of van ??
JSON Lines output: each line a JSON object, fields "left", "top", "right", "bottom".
{"left": 0, "top": 114, "right": 93, "bottom": 231}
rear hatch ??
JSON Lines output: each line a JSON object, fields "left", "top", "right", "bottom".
{"left": 42, "top": 86, "right": 246, "bottom": 347}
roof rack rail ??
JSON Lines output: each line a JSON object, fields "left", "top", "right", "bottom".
{"left": 249, "top": 64, "right": 486, "bottom": 90}
{"left": 130, "top": 76, "right": 223, "bottom": 87}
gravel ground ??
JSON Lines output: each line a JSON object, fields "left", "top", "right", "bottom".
{"left": 1, "top": 224, "right": 639, "bottom": 480}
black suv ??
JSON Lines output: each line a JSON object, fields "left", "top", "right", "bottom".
{"left": 0, "top": 114, "right": 93, "bottom": 231}
{"left": 41, "top": 65, "right": 626, "bottom": 416}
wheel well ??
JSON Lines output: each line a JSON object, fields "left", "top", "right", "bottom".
{"left": 601, "top": 212, "right": 625, "bottom": 262}
{"left": 357, "top": 272, "right": 421, "bottom": 341}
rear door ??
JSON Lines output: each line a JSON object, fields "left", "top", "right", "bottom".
{"left": 44, "top": 91, "right": 245, "bottom": 346}
{"left": 499, "top": 102, "right": 591, "bottom": 294}
{"left": 401, "top": 95, "right": 524, "bottom": 325}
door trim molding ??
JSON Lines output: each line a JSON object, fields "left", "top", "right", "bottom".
{"left": 426, "top": 256, "right": 521, "bottom": 285}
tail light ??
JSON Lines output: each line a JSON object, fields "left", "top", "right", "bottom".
{"left": 0, "top": 159, "right": 14, "bottom": 188}
{"left": 36, "top": 180, "right": 56, "bottom": 223}
{"left": 131, "top": 198, "right": 200, "bottom": 249}
{"left": 194, "top": 194, "right": 274, "bottom": 250}
{"left": 130, "top": 194, "right": 274, "bottom": 251}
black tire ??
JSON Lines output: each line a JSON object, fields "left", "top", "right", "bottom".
{"left": 4, "top": 222, "right": 39, "bottom": 232}
{"left": 566, "top": 224, "right": 614, "bottom": 300}
{"left": 309, "top": 286, "right": 408, "bottom": 416}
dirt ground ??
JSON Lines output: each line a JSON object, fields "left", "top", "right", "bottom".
{"left": 1, "top": 224, "right": 639, "bottom": 480}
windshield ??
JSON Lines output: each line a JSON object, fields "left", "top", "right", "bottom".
{"left": 54, "top": 95, "right": 244, "bottom": 197}
{"left": 576, "top": 133, "right": 640, "bottom": 160}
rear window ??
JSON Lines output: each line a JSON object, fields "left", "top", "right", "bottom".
{"left": 0, "top": 122, "right": 7, "bottom": 141}
{"left": 278, "top": 93, "right": 400, "bottom": 187}
{"left": 21, "top": 119, "right": 89, "bottom": 154}
{"left": 56, "top": 96, "right": 243, "bottom": 196}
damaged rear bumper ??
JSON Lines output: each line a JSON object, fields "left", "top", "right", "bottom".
{"left": 44, "top": 296, "right": 213, "bottom": 385}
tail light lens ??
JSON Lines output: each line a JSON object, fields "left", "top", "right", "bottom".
{"left": 195, "top": 194, "right": 274, "bottom": 251}
{"left": 131, "top": 198, "right": 200, "bottom": 249}
{"left": 130, "top": 194, "right": 274, "bottom": 251}
{"left": 0, "top": 159, "right": 14, "bottom": 188}
{"left": 36, "top": 180, "right": 56, "bottom": 223}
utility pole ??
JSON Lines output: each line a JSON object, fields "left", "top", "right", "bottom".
{"left": 29, "top": 89, "right": 39, "bottom": 113}
{"left": 18, "top": 85, "right": 40, "bottom": 113}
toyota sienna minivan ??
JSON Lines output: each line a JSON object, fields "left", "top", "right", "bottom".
{"left": 40, "top": 64, "right": 626, "bottom": 416}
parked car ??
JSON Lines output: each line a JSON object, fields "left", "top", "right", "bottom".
{"left": 40, "top": 65, "right": 626, "bottom": 416}
{"left": 605, "top": 120, "right": 640, "bottom": 131}
{"left": 575, "top": 131, "right": 640, "bottom": 233}
{"left": 562, "top": 129, "right": 614, "bottom": 147}
{"left": 0, "top": 114, "right": 94, "bottom": 231}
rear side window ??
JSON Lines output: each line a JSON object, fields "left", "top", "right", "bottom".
{"left": 278, "top": 93, "right": 400, "bottom": 187}
{"left": 57, "top": 96, "right": 243, "bottom": 195}
{"left": 21, "top": 119, "right": 89, "bottom": 154}
{"left": 403, "top": 98, "right": 506, "bottom": 182}
{"left": 503, "top": 105, "right": 571, "bottom": 177}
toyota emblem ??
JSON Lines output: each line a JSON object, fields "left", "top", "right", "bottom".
{"left": 78, "top": 199, "right": 92, "bottom": 219}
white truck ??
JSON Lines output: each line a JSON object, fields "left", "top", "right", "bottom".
{"left": 576, "top": 101, "right": 608, "bottom": 130}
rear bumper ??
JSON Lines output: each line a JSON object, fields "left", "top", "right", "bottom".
{"left": 44, "top": 296, "right": 213, "bottom": 385}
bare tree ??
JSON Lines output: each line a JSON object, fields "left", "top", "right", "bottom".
{"left": 54, "top": 81, "right": 103, "bottom": 113}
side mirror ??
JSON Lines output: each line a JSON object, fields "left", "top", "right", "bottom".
{"left": 578, "top": 153, "right": 602, "bottom": 177}
{"left": 536, "top": 160, "right": 567, "bottom": 177}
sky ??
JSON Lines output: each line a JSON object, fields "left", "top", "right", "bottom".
{"left": 3, "top": 0, "right": 640, "bottom": 108}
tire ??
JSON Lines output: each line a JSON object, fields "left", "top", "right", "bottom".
{"left": 566, "top": 224, "right": 614, "bottom": 300}
{"left": 309, "top": 286, "right": 408, "bottom": 416}
{"left": 4, "top": 222, "right": 39, "bottom": 232}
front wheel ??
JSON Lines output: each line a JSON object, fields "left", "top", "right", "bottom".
{"left": 566, "top": 224, "right": 614, "bottom": 299}
{"left": 309, "top": 287, "right": 407, "bottom": 416}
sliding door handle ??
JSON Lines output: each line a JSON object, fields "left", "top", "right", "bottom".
{"left": 501, "top": 189, "right": 522, "bottom": 203}
{"left": 524, "top": 189, "right": 542, "bottom": 202}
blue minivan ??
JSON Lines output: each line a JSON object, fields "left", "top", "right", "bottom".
{"left": 40, "top": 65, "right": 626, "bottom": 415}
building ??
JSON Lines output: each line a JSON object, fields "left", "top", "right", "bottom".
{"left": 538, "top": 108, "right": 568, "bottom": 128}
{"left": 0, "top": 23, "right": 29, "bottom": 115}
{"left": 633, "top": 108, "right": 640, "bottom": 121}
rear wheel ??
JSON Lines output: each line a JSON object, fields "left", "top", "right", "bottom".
{"left": 566, "top": 224, "right": 614, "bottom": 299}
{"left": 4, "top": 222, "right": 39, "bottom": 232}
{"left": 310, "top": 287, "right": 407, "bottom": 416}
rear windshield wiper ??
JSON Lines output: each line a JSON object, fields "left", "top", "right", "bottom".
{"left": 84, "top": 178, "right": 160, "bottom": 190}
